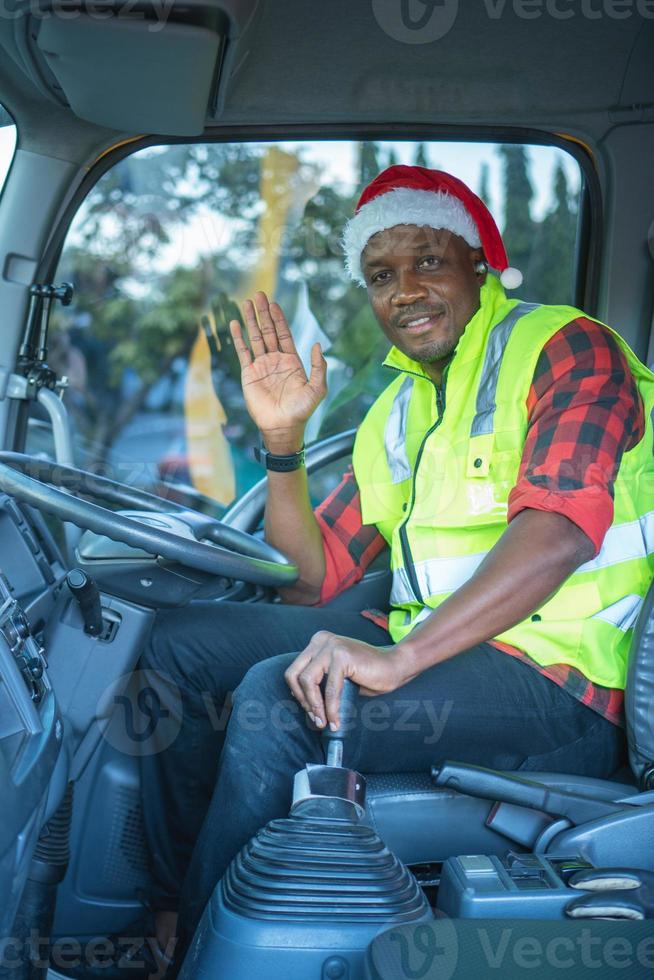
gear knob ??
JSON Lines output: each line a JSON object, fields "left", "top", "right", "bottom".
{"left": 322, "top": 678, "right": 359, "bottom": 767}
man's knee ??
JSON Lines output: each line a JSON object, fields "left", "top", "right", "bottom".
{"left": 140, "top": 613, "right": 182, "bottom": 677}
{"left": 231, "top": 655, "right": 302, "bottom": 739}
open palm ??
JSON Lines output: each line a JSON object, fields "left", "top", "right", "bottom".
{"left": 230, "top": 291, "right": 327, "bottom": 437}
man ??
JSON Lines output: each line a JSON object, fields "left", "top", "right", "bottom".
{"left": 136, "top": 165, "right": 652, "bottom": 968}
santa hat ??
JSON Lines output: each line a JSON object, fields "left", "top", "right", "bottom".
{"left": 342, "top": 164, "right": 523, "bottom": 290}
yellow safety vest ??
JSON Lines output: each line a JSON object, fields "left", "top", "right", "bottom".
{"left": 352, "top": 275, "right": 654, "bottom": 689}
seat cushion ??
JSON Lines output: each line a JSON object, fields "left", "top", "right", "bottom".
{"left": 363, "top": 770, "right": 637, "bottom": 866}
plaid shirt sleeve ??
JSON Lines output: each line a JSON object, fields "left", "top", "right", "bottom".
{"left": 314, "top": 466, "right": 387, "bottom": 604}
{"left": 507, "top": 317, "right": 645, "bottom": 554}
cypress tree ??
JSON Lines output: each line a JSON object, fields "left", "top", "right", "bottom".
{"left": 414, "top": 142, "right": 429, "bottom": 168}
{"left": 478, "top": 162, "right": 491, "bottom": 209}
{"left": 529, "top": 163, "right": 577, "bottom": 304}
{"left": 358, "top": 142, "right": 381, "bottom": 186}
{"left": 498, "top": 145, "right": 536, "bottom": 284}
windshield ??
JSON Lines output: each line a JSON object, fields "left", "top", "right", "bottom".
{"left": 46, "top": 139, "right": 584, "bottom": 516}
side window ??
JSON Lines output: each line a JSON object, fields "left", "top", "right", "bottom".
{"left": 43, "top": 140, "right": 583, "bottom": 514}
{"left": 0, "top": 105, "right": 17, "bottom": 195}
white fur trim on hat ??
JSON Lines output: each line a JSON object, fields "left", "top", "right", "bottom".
{"left": 342, "top": 186, "right": 482, "bottom": 286}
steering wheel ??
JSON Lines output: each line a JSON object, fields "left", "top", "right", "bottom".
{"left": 0, "top": 452, "right": 298, "bottom": 588}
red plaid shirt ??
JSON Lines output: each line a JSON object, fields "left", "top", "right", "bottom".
{"left": 314, "top": 318, "right": 646, "bottom": 727}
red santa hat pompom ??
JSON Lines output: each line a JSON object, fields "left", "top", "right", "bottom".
{"left": 342, "top": 164, "right": 523, "bottom": 291}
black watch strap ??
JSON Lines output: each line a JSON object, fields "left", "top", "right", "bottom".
{"left": 254, "top": 443, "right": 305, "bottom": 472}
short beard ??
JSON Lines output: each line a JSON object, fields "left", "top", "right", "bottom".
{"left": 399, "top": 337, "right": 457, "bottom": 365}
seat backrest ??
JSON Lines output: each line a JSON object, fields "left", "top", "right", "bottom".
{"left": 625, "top": 574, "right": 654, "bottom": 786}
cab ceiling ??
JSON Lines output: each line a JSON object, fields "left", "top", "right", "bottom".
{"left": 0, "top": 0, "right": 652, "bottom": 162}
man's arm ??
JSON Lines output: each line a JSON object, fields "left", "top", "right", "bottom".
{"left": 230, "top": 291, "right": 327, "bottom": 604}
{"left": 395, "top": 509, "right": 593, "bottom": 681}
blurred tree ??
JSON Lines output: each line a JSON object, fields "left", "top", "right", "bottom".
{"left": 478, "top": 162, "right": 491, "bottom": 209}
{"left": 358, "top": 141, "right": 381, "bottom": 187}
{"left": 414, "top": 143, "right": 429, "bottom": 168}
{"left": 528, "top": 163, "right": 577, "bottom": 304}
{"left": 498, "top": 145, "right": 536, "bottom": 282}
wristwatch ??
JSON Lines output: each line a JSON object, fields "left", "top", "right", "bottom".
{"left": 253, "top": 443, "right": 305, "bottom": 472}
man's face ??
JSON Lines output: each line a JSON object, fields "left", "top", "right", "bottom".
{"left": 361, "top": 225, "right": 485, "bottom": 378}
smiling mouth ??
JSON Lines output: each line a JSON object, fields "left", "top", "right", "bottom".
{"left": 400, "top": 312, "right": 444, "bottom": 335}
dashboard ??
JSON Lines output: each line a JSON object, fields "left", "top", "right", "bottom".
{"left": 0, "top": 493, "right": 154, "bottom": 936}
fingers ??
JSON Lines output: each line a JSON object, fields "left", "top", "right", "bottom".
{"left": 242, "top": 298, "right": 266, "bottom": 358}
{"left": 323, "top": 666, "right": 346, "bottom": 732}
{"left": 284, "top": 651, "right": 313, "bottom": 711}
{"left": 308, "top": 343, "right": 328, "bottom": 397}
{"left": 297, "top": 658, "right": 328, "bottom": 728}
{"left": 254, "top": 291, "right": 281, "bottom": 354}
{"left": 229, "top": 320, "right": 252, "bottom": 369}
{"left": 269, "top": 301, "right": 297, "bottom": 355}
{"left": 284, "top": 631, "right": 334, "bottom": 726}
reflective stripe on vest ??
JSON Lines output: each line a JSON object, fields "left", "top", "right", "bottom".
{"left": 470, "top": 302, "right": 540, "bottom": 437}
{"left": 390, "top": 510, "right": 654, "bottom": 609}
{"left": 577, "top": 510, "right": 654, "bottom": 573}
{"left": 384, "top": 376, "right": 414, "bottom": 484}
{"left": 592, "top": 594, "right": 643, "bottom": 632}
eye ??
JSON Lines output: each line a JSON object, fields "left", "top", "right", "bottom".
{"left": 418, "top": 254, "right": 441, "bottom": 269}
{"left": 370, "top": 270, "right": 391, "bottom": 285}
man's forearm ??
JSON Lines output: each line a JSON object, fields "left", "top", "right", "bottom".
{"left": 262, "top": 428, "right": 326, "bottom": 604}
{"left": 396, "top": 509, "right": 596, "bottom": 683}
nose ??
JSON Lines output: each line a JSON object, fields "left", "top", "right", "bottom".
{"left": 391, "top": 267, "right": 428, "bottom": 306}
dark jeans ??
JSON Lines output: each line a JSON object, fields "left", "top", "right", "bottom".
{"left": 138, "top": 600, "right": 625, "bottom": 952}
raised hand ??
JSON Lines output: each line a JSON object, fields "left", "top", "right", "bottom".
{"left": 229, "top": 291, "right": 327, "bottom": 452}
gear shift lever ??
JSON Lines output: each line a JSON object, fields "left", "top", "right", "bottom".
{"left": 321, "top": 678, "right": 358, "bottom": 768}
{"left": 292, "top": 678, "right": 366, "bottom": 819}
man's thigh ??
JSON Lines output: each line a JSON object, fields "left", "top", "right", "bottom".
{"left": 344, "top": 644, "right": 623, "bottom": 779}
{"left": 144, "top": 600, "right": 389, "bottom": 700}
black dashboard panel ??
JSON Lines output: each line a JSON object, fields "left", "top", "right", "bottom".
{"left": 0, "top": 562, "right": 63, "bottom": 938}
{"left": 0, "top": 493, "right": 66, "bottom": 630}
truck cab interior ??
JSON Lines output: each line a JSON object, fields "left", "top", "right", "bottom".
{"left": 1, "top": 3, "right": 654, "bottom": 978}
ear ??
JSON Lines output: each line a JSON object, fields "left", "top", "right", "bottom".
{"left": 472, "top": 248, "right": 488, "bottom": 282}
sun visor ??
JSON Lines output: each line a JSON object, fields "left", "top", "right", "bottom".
{"left": 35, "top": 13, "right": 227, "bottom": 136}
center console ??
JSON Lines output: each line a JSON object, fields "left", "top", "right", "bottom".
{"left": 437, "top": 852, "right": 594, "bottom": 919}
